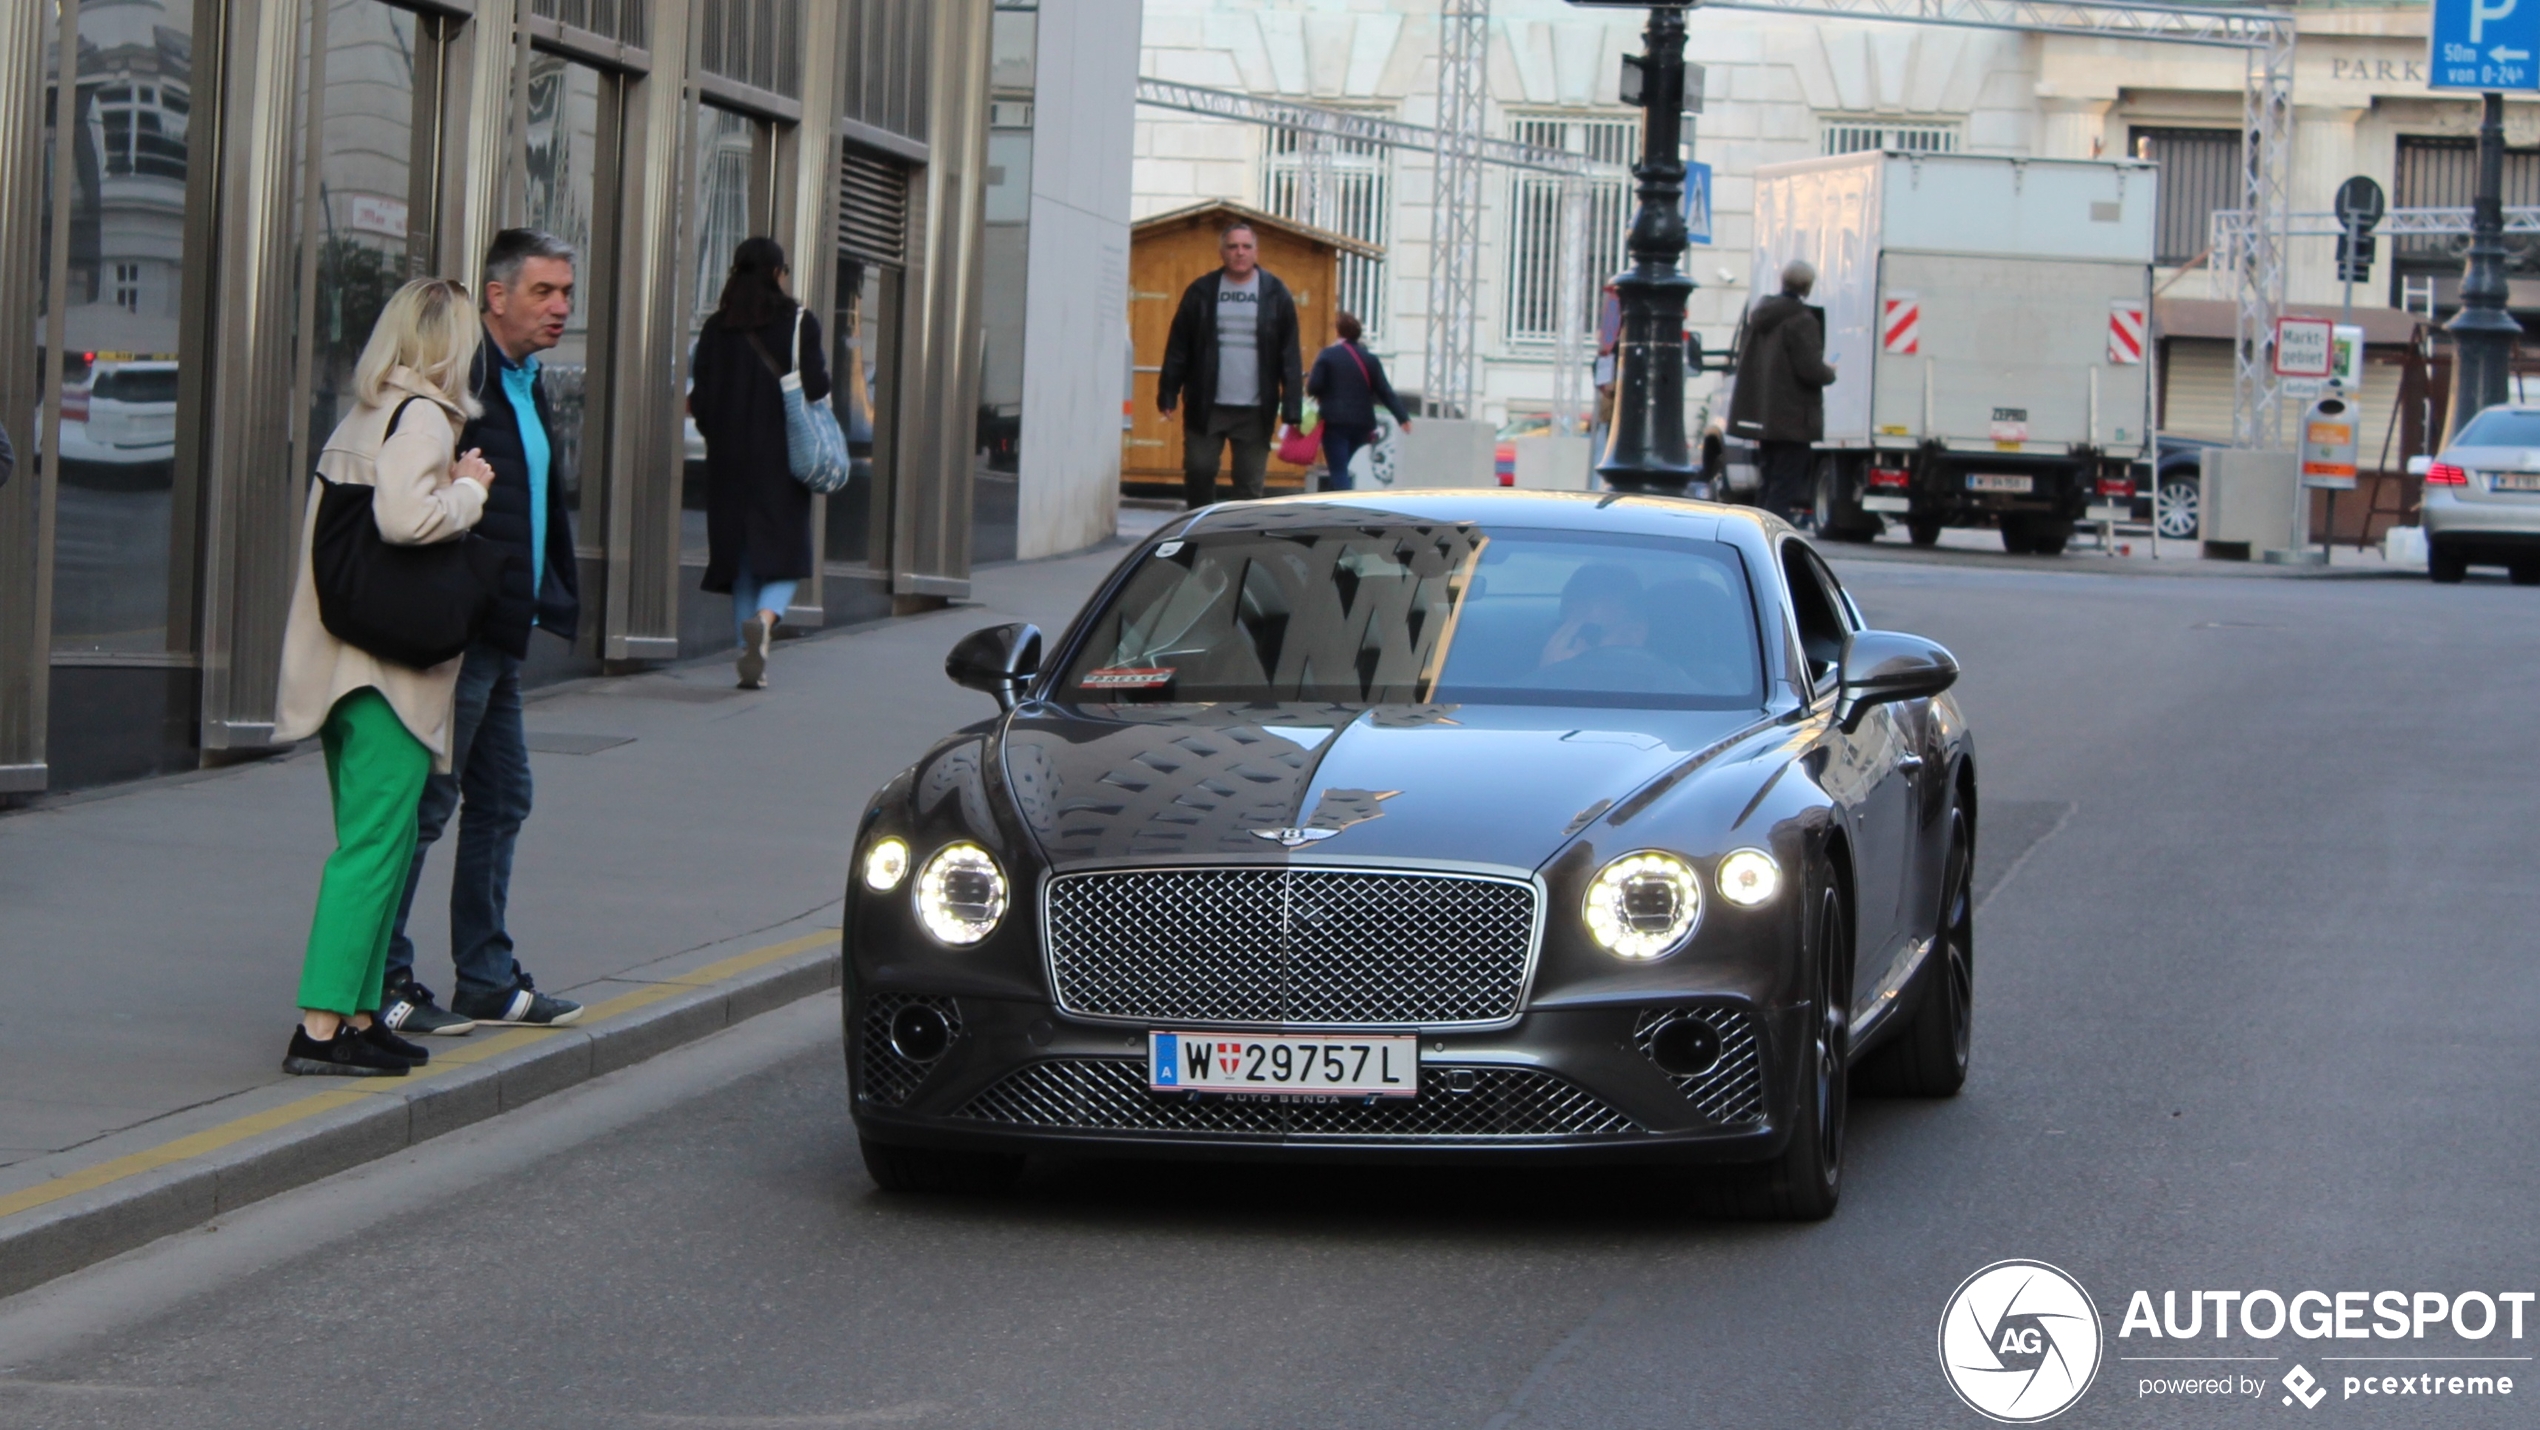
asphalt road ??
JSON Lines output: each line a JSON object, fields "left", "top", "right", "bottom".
{"left": 5, "top": 556, "right": 2536, "bottom": 1429}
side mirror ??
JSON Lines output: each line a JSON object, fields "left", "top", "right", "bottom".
{"left": 1834, "top": 630, "right": 1959, "bottom": 733}
{"left": 946, "top": 622, "right": 1042, "bottom": 710}
{"left": 2406, "top": 454, "right": 2432, "bottom": 478}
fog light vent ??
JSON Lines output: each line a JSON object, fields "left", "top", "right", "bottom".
{"left": 859, "top": 994, "right": 963, "bottom": 1107}
{"left": 1631, "top": 1006, "right": 1765, "bottom": 1125}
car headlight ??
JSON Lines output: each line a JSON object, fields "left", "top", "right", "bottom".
{"left": 861, "top": 835, "right": 910, "bottom": 891}
{"left": 1582, "top": 850, "right": 1701, "bottom": 960}
{"left": 1715, "top": 848, "right": 1782, "bottom": 907}
{"left": 914, "top": 842, "right": 1007, "bottom": 946}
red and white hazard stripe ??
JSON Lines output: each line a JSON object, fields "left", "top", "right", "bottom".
{"left": 1882, "top": 295, "right": 1920, "bottom": 355}
{"left": 2108, "top": 301, "right": 2145, "bottom": 365}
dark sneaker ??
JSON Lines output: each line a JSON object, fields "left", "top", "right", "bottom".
{"left": 378, "top": 980, "right": 475, "bottom": 1037}
{"left": 283, "top": 1025, "right": 410, "bottom": 1077}
{"left": 358, "top": 1022, "right": 429, "bottom": 1067}
{"left": 452, "top": 973, "right": 583, "bottom": 1027}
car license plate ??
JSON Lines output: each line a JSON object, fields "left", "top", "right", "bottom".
{"left": 1149, "top": 1032, "right": 1418, "bottom": 1097}
{"left": 2492, "top": 472, "right": 2540, "bottom": 492}
{"left": 1967, "top": 473, "right": 2034, "bottom": 494}
{"left": 1860, "top": 494, "right": 1911, "bottom": 513}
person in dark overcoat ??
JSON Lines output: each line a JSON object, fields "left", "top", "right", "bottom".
{"left": 690, "top": 236, "right": 829, "bottom": 689}
{"left": 1726, "top": 258, "right": 1837, "bottom": 522}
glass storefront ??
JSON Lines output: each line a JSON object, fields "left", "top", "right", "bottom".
{"left": 825, "top": 256, "right": 895, "bottom": 567}
{"left": 973, "top": 0, "right": 1037, "bottom": 565}
{"left": 48, "top": 0, "right": 200, "bottom": 656}
{"left": 522, "top": 48, "right": 610, "bottom": 530}
{"left": 682, "top": 102, "right": 770, "bottom": 566}
{"left": 308, "top": 0, "right": 421, "bottom": 455}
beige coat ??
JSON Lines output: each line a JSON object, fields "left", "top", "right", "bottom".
{"left": 273, "top": 368, "right": 489, "bottom": 772}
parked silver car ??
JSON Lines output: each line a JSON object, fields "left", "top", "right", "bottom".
{"left": 2421, "top": 405, "right": 2540, "bottom": 584}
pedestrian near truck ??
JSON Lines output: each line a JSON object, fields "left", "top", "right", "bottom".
{"left": 273, "top": 278, "right": 496, "bottom": 1076}
{"left": 689, "top": 235, "right": 830, "bottom": 690}
{"left": 1157, "top": 221, "right": 1303, "bottom": 508}
{"left": 1727, "top": 259, "right": 1838, "bottom": 522}
{"left": 1304, "top": 311, "right": 1410, "bottom": 492}
{"left": 377, "top": 228, "right": 587, "bottom": 1038}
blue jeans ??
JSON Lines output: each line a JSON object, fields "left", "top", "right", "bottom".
{"left": 732, "top": 553, "right": 798, "bottom": 644}
{"left": 385, "top": 642, "right": 531, "bottom": 998}
{"left": 1320, "top": 424, "right": 1376, "bottom": 491}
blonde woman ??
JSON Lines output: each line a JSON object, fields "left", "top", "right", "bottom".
{"left": 273, "top": 278, "right": 497, "bottom": 1076}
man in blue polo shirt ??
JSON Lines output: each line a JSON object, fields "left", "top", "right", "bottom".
{"left": 377, "top": 229, "right": 585, "bottom": 1036}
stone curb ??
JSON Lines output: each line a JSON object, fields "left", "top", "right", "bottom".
{"left": 0, "top": 945, "right": 840, "bottom": 1301}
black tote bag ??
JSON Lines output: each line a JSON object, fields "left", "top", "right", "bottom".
{"left": 310, "top": 397, "right": 511, "bottom": 669}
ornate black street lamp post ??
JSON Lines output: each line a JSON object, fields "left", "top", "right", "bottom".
{"left": 2446, "top": 90, "right": 2516, "bottom": 441}
{"left": 1596, "top": 3, "right": 1697, "bottom": 493}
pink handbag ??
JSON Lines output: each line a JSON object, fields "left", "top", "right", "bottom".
{"left": 1276, "top": 422, "right": 1322, "bottom": 466}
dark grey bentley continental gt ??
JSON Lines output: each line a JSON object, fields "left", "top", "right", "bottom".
{"left": 844, "top": 491, "right": 1974, "bottom": 1219}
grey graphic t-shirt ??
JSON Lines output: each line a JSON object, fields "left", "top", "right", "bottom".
{"left": 1214, "top": 272, "right": 1262, "bottom": 407}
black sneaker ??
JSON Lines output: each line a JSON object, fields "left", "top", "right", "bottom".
{"left": 451, "top": 972, "right": 583, "bottom": 1027}
{"left": 358, "top": 1022, "right": 430, "bottom": 1066}
{"left": 283, "top": 1024, "right": 410, "bottom": 1077}
{"left": 378, "top": 980, "right": 476, "bottom": 1037}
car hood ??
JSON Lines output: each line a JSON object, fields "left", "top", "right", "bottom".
{"left": 1000, "top": 701, "right": 1766, "bottom": 873}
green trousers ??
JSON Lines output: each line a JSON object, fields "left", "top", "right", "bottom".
{"left": 298, "top": 687, "right": 431, "bottom": 1016}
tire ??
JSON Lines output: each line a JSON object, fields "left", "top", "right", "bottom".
{"left": 1907, "top": 519, "right": 1942, "bottom": 548}
{"left": 1814, "top": 460, "right": 1882, "bottom": 542}
{"left": 2028, "top": 525, "right": 2070, "bottom": 557}
{"left": 1695, "top": 879, "right": 1850, "bottom": 1221}
{"left": 1852, "top": 802, "right": 1973, "bottom": 1098}
{"left": 2156, "top": 478, "right": 2200, "bottom": 540}
{"left": 859, "top": 1137, "right": 1025, "bottom": 1194}
{"left": 2512, "top": 562, "right": 2540, "bottom": 587}
{"left": 2429, "top": 541, "right": 2469, "bottom": 584}
{"left": 1998, "top": 519, "right": 2036, "bottom": 555}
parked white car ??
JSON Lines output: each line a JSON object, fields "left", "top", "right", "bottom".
{"left": 2417, "top": 405, "right": 2540, "bottom": 584}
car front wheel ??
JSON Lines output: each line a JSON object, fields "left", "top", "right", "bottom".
{"left": 1853, "top": 801, "right": 1972, "bottom": 1097}
{"left": 2156, "top": 478, "right": 2200, "bottom": 539}
{"left": 1698, "top": 877, "right": 1849, "bottom": 1221}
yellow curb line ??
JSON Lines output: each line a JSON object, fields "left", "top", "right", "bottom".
{"left": 0, "top": 929, "right": 840, "bottom": 1224}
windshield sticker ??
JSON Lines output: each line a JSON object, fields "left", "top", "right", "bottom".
{"left": 1082, "top": 667, "right": 1175, "bottom": 690}
{"left": 1152, "top": 540, "right": 1185, "bottom": 558}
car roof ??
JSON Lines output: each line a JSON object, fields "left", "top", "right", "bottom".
{"left": 1172, "top": 488, "right": 1783, "bottom": 543}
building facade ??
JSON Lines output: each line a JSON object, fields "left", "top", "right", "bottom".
{"left": 1135, "top": 2, "right": 2498, "bottom": 447}
{"left": 0, "top": 0, "right": 1138, "bottom": 795}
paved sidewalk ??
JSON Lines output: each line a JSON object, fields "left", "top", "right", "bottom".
{"left": 0, "top": 538, "right": 1135, "bottom": 1280}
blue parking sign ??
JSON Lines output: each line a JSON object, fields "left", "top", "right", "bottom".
{"left": 1683, "top": 160, "right": 1713, "bottom": 245}
{"left": 2431, "top": 0, "right": 2540, "bottom": 92}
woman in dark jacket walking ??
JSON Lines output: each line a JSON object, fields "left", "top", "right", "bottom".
{"left": 689, "top": 236, "right": 829, "bottom": 689}
{"left": 1303, "top": 311, "right": 1410, "bottom": 491}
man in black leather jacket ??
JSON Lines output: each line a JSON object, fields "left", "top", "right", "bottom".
{"left": 1157, "top": 221, "right": 1303, "bottom": 507}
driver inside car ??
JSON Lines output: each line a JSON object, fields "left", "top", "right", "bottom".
{"left": 1536, "top": 564, "right": 1652, "bottom": 670}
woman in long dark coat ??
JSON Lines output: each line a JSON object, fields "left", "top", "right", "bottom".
{"left": 690, "top": 236, "right": 829, "bottom": 689}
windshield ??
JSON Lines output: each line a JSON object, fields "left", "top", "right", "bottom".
{"left": 1057, "top": 526, "right": 1764, "bottom": 709}
{"left": 2455, "top": 409, "right": 2540, "bottom": 447}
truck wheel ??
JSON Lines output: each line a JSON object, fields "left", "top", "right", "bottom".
{"left": 1813, "top": 461, "right": 1882, "bottom": 543}
{"left": 1998, "top": 520, "right": 2035, "bottom": 555}
{"left": 2028, "top": 525, "right": 2071, "bottom": 557}
{"left": 1907, "top": 519, "right": 1942, "bottom": 548}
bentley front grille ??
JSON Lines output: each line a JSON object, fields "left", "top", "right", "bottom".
{"left": 1632, "top": 1006, "right": 1766, "bottom": 1125}
{"left": 954, "top": 1058, "right": 1642, "bottom": 1140}
{"left": 1044, "top": 868, "right": 1538, "bottom": 1028}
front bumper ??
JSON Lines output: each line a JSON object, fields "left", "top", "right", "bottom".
{"left": 848, "top": 992, "right": 1802, "bottom": 1165}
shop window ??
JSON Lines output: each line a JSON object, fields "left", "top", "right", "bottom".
{"left": 831, "top": 147, "right": 910, "bottom": 571}
{"left": 522, "top": 47, "right": 615, "bottom": 531}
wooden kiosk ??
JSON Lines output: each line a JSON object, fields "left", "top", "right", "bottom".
{"left": 1123, "top": 200, "right": 1385, "bottom": 496}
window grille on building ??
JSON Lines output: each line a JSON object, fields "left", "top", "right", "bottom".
{"left": 1821, "top": 120, "right": 1958, "bottom": 156}
{"left": 2393, "top": 135, "right": 2540, "bottom": 268}
{"left": 698, "top": 0, "right": 801, "bottom": 100}
{"left": 2130, "top": 127, "right": 2238, "bottom": 266}
{"left": 1261, "top": 127, "right": 1390, "bottom": 340}
{"left": 839, "top": 146, "right": 910, "bottom": 267}
{"left": 93, "top": 82, "right": 189, "bottom": 181}
{"left": 529, "top": 0, "right": 648, "bottom": 47}
{"left": 1502, "top": 116, "right": 1635, "bottom": 346}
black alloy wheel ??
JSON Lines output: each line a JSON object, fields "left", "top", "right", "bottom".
{"left": 859, "top": 1137, "right": 1025, "bottom": 1195}
{"left": 2429, "top": 541, "right": 2468, "bottom": 584}
{"left": 1853, "top": 800, "right": 1973, "bottom": 1097}
{"left": 1698, "top": 876, "right": 1850, "bottom": 1221}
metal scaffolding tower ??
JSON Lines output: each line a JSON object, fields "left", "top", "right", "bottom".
{"left": 1701, "top": 0, "right": 2297, "bottom": 447}
{"left": 1425, "top": 1, "right": 1493, "bottom": 419}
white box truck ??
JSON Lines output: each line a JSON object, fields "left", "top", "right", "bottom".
{"left": 1722, "top": 150, "right": 2156, "bottom": 554}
